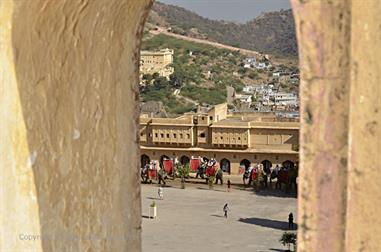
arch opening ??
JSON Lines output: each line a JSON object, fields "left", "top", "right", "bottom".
{"left": 220, "top": 158, "right": 231, "bottom": 173}
{"left": 240, "top": 159, "right": 251, "bottom": 170}
{"left": 160, "top": 155, "right": 170, "bottom": 167}
{"left": 282, "top": 160, "right": 294, "bottom": 169}
{"left": 261, "top": 160, "right": 272, "bottom": 174}
{"left": 180, "top": 155, "right": 190, "bottom": 165}
{"left": 141, "top": 154, "right": 150, "bottom": 168}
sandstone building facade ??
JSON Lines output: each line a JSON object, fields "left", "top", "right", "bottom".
{"left": 140, "top": 48, "right": 174, "bottom": 79}
{"left": 140, "top": 103, "right": 299, "bottom": 174}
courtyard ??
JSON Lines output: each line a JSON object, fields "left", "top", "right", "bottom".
{"left": 141, "top": 178, "right": 297, "bottom": 252}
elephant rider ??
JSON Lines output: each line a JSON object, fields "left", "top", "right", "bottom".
{"left": 257, "top": 165, "right": 266, "bottom": 187}
{"left": 246, "top": 165, "right": 254, "bottom": 185}
{"left": 263, "top": 164, "right": 271, "bottom": 188}
{"left": 288, "top": 165, "right": 297, "bottom": 190}
{"left": 215, "top": 167, "right": 223, "bottom": 185}
{"left": 196, "top": 160, "right": 206, "bottom": 178}
{"left": 173, "top": 157, "right": 179, "bottom": 177}
{"left": 141, "top": 164, "right": 149, "bottom": 182}
{"left": 158, "top": 166, "right": 166, "bottom": 185}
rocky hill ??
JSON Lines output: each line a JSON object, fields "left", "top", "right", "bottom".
{"left": 147, "top": 1, "right": 297, "bottom": 57}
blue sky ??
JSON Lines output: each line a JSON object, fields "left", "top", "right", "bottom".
{"left": 159, "top": 0, "right": 291, "bottom": 23}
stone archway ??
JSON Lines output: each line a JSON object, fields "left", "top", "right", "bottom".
{"left": 240, "top": 159, "right": 251, "bottom": 170}
{"left": 261, "top": 160, "right": 272, "bottom": 174}
{"left": 180, "top": 155, "right": 190, "bottom": 166}
{"left": 160, "top": 155, "right": 170, "bottom": 166}
{"left": 220, "top": 158, "right": 231, "bottom": 173}
{"left": 2, "top": 0, "right": 381, "bottom": 251}
{"left": 141, "top": 154, "right": 150, "bottom": 168}
{"left": 282, "top": 160, "right": 294, "bottom": 169}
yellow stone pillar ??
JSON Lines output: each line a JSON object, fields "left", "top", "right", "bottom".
{"left": 0, "top": 0, "right": 152, "bottom": 251}
{"left": 346, "top": 1, "right": 381, "bottom": 251}
{"left": 292, "top": 0, "right": 381, "bottom": 251}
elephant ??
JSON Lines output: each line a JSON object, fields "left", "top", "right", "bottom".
{"left": 215, "top": 168, "right": 223, "bottom": 185}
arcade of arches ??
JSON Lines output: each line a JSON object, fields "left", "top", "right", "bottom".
{"left": 140, "top": 150, "right": 297, "bottom": 175}
{"left": 1, "top": 0, "right": 380, "bottom": 251}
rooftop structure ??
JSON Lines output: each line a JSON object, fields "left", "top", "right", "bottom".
{"left": 140, "top": 103, "right": 299, "bottom": 174}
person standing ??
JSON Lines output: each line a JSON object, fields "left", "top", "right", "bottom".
{"left": 223, "top": 203, "right": 229, "bottom": 218}
{"left": 227, "top": 179, "right": 231, "bottom": 192}
{"left": 288, "top": 212, "right": 294, "bottom": 229}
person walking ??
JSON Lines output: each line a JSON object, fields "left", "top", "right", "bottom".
{"left": 288, "top": 212, "right": 294, "bottom": 229}
{"left": 227, "top": 179, "right": 231, "bottom": 192}
{"left": 223, "top": 203, "right": 229, "bottom": 218}
{"left": 158, "top": 186, "right": 164, "bottom": 200}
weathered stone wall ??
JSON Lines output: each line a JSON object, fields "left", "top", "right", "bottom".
{"left": 1, "top": 0, "right": 380, "bottom": 251}
{"left": 292, "top": 0, "right": 381, "bottom": 251}
{"left": 0, "top": 0, "right": 152, "bottom": 251}
{"left": 346, "top": 1, "right": 381, "bottom": 251}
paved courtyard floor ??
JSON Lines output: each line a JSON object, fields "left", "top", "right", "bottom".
{"left": 142, "top": 178, "right": 297, "bottom": 252}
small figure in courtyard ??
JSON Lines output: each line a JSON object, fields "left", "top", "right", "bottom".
{"left": 288, "top": 212, "right": 294, "bottom": 229}
{"left": 227, "top": 179, "right": 231, "bottom": 192}
{"left": 223, "top": 203, "right": 229, "bottom": 218}
{"left": 158, "top": 186, "right": 164, "bottom": 200}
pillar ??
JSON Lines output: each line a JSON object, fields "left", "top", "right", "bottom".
{"left": 0, "top": 0, "right": 152, "bottom": 251}
{"left": 292, "top": 0, "right": 381, "bottom": 251}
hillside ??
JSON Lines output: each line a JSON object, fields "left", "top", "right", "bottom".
{"left": 140, "top": 34, "right": 277, "bottom": 116}
{"left": 147, "top": 1, "right": 297, "bottom": 57}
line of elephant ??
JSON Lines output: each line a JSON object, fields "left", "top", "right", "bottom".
{"left": 140, "top": 158, "right": 298, "bottom": 193}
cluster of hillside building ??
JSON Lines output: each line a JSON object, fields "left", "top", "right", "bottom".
{"left": 140, "top": 103, "right": 299, "bottom": 174}
{"left": 227, "top": 85, "right": 299, "bottom": 115}
{"left": 139, "top": 49, "right": 299, "bottom": 115}
{"left": 243, "top": 56, "right": 273, "bottom": 70}
{"left": 224, "top": 56, "right": 300, "bottom": 114}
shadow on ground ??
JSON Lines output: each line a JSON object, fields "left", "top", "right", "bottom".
{"left": 210, "top": 214, "right": 224, "bottom": 218}
{"left": 234, "top": 184, "right": 297, "bottom": 198}
{"left": 146, "top": 197, "right": 160, "bottom": 200}
{"left": 238, "top": 217, "right": 297, "bottom": 231}
{"left": 254, "top": 189, "right": 297, "bottom": 198}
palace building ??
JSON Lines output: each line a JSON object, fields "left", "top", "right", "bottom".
{"left": 140, "top": 48, "right": 174, "bottom": 79}
{"left": 140, "top": 103, "right": 299, "bottom": 174}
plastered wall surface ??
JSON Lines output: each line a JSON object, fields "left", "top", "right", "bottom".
{"left": 0, "top": 0, "right": 152, "bottom": 251}
{"left": 292, "top": 0, "right": 381, "bottom": 251}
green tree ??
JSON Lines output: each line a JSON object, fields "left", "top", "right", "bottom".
{"left": 177, "top": 163, "right": 190, "bottom": 189}
{"left": 169, "top": 73, "right": 182, "bottom": 88}
{"left": 153, "top": 77, "right": 169, "bottom": 90}
{"left": 238, "top": 67, "right": 247, "bottom": 75}
{"left": 279, "top": 232, "right": 297, "bottom": 251}
{"left": 152, "top": 72, "right": 160, "bottom": 79}
{"left": 142, "top": 73, "right": 153, "bottom": 82}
